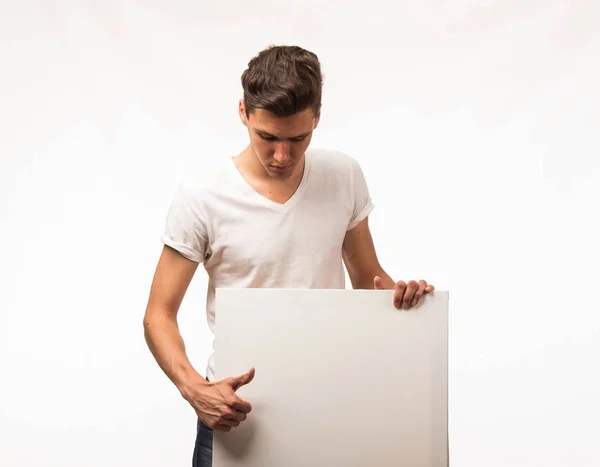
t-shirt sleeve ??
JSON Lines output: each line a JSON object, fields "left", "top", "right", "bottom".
{"left": 347, "top": 157, "right": 375, "bottom": 231}
{"left": 160, "top": 180, "right": 210, "bottom": 263}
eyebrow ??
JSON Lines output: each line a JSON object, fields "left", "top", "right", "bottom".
{"left": 254, "top": 129, "right": 311, "bottom": 140}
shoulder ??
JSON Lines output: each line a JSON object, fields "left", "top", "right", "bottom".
{"left": 306, "top": 147, "right": 363, "bottom": 176}
{"left": 175, "top": 157, "right": 236, "bottom": 201}
{"left": 308, "top": 147, "right": 356, "bottom": 166}
{"left": 306, "top": 147, "right": 367, "bottom": 184}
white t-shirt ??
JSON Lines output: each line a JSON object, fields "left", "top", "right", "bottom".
{"left": 160, "top": 147, "right": 374, "bottom": 380}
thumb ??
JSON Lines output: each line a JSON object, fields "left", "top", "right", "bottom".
{"left": 228, "top": 367, "right": 255, "bottom": 391}
{"left": 373, "top": 276, "right": 386, "bottom": 290}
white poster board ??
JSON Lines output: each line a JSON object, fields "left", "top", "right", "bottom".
{"left": 213, "top": 288, "right": 449, "bottom": 467}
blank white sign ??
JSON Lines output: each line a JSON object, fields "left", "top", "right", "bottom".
{"left": 213, "top": 288, "right": 449, "bottom": 467}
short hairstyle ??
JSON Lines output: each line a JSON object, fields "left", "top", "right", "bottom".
{"left": 241, "top": 45, "right": 323, "bottom": 117}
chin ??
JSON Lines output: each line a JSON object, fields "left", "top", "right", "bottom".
{"left": 268, "top": 168, "right": 292, "bottom": 179}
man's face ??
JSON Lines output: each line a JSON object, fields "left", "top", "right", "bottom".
{"left": 239, "top": 101, "right": 320, "bottom": 180}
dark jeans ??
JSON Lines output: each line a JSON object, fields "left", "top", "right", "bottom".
{"left": 192, "top": 418, "right": 213, "bottom": 467}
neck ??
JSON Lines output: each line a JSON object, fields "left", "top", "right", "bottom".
{"left": 238, "top": 145, "right": 305, "bottom": 187}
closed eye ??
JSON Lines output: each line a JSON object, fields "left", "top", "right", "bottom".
{"left": 291, "top": 136, "right": 308, "bottom": 142}
{"left": 258, "top": 133, "right": 308, "bottom": 142}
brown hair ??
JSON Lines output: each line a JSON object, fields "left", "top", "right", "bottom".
{"left": 241, "top": 45, "right": 323, "bottom": 117}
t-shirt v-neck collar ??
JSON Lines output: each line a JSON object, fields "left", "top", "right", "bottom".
{"left": 230, "top": 152, "right": 312, "bottom": 212}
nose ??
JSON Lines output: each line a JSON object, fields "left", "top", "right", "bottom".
{"left": 273, "top": 141, "right": 291, "bottom": 164}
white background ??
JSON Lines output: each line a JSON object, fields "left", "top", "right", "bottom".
{"left": 1, "top": 1, "right": 598, "bottom": 466}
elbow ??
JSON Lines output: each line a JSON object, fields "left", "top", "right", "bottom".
{"left": 142, "top": 309, "right": 155, "bottom": 339}
{"left": 143, "top": 305, "right": 155, "bottom": 329}
{"left": 143, "top": 304, "right": 176, "bottom": 333}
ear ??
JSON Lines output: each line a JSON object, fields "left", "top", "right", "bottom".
{"left": 238, "top": 99, "right": 248, "bottom": 126}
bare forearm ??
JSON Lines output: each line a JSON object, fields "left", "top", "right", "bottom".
{"left": 353, "top": 268, "right": 396, "bottom": 290}
{"left": 374, "top": 269, "right": 396, "bottom": 289}
{"left": 143, "top": 311, "right": 207, "bottom": 395}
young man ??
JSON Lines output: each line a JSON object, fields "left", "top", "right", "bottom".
{"left": 143, "top": 45, "right": 434, "bottom": 467}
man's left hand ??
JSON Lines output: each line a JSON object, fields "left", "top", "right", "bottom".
{"left": 374, "top": 277, "right": 434, "bottom": 310}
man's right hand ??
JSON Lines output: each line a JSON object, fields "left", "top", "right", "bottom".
{"left": 183, "top": 367, "right": 255, "bottom": 432}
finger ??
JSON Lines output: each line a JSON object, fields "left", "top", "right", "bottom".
{"left": 217, "top": 407, "right": 250, "bottom": 428}
{"left": 226, "top": 409, "right": 248, "bottom": 422}
{"left": 221, "top": 405, "right": 249, "bottom": 421}
{"left": 214, "top": 424, "right": 232, "bottom": 432}
{"left": 231, "top": 396, "right": 253, "bottom": 414}
{"left": 204, "top": 409, "right": 244, "bottom": 430}
{"left": 393, "top": 281, "right": 406, "bottom": 309}
{"left": 425, "top": 284, "right": 435, "bottom": 293}
{"left": 403, "top": 280, "right": 419, "bottom": 309}
{"left": 228, "top": 367, "right": 255, "bottom": 391}
{"left": 411, "top": 280, "right": 428, "bottom": 307}
{"left": 219, "top": 416, "right": 242, "bottom": 428}
{"left": 373, "top": 276, "right": 385, "bottom": 290}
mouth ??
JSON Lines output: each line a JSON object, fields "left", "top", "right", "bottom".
{"left": 270, "top": 165, "right": 291, "bottom": 173}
